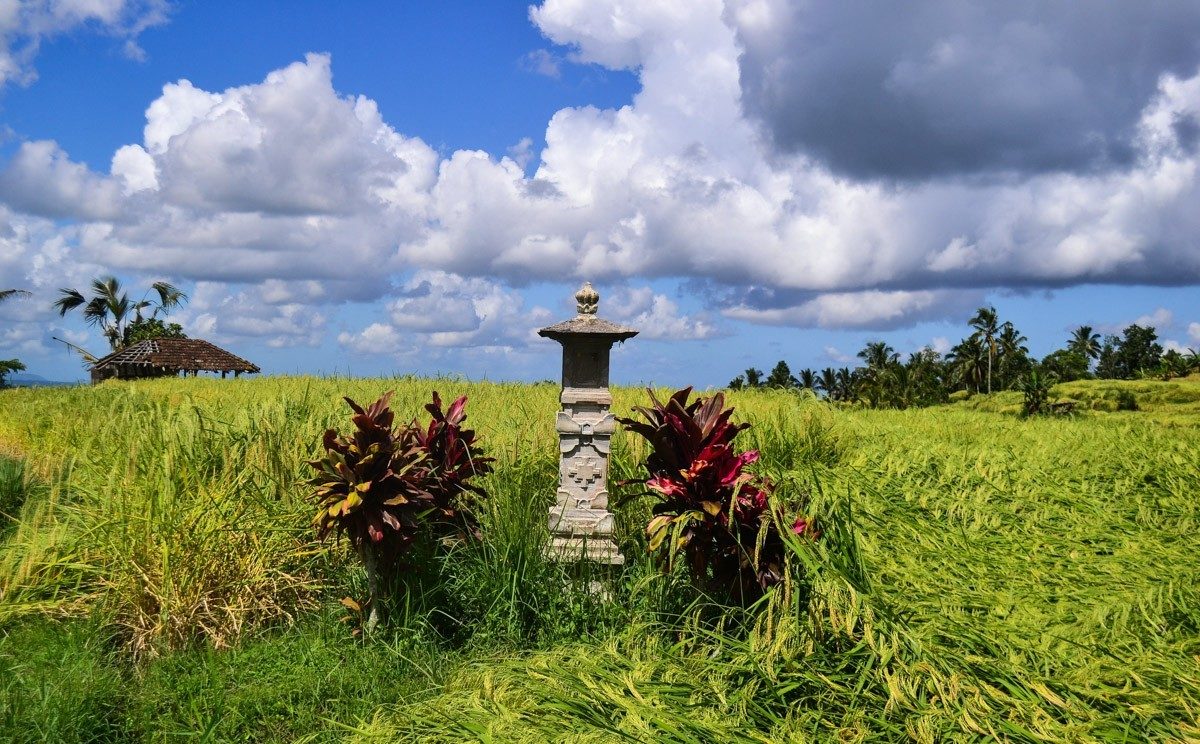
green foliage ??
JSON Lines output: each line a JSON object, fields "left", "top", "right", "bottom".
{"left": 1096, "top": 324, "right": 1164, "bottom": 380}
{"left": 0, "top": 620, "right": 127, "bottom": 743}
{"left": 1158, "top": 348, "right": 1195, "bottom": 380}
{"left": 1095, "top": 334, "right": 1121, "bottom": 379}
{"left": 995, "top": 321, "right": 1031, "bottom": 386}
{"left": 955, "top": 377, "right": 1200, "bottom": 423}
{"left": 1041, "top": 347, "right": 1090, "bottom": 382}
{"left": 0, "top": 457, "right": 40, "bottom": 532}
{"left": 0, "top": 359, "right": 25, "bottom": 388}
{"left": 1019, "top": 368, "right": 1055, "bottom": 416}
{"left": 0, "top": 389, "right": 319, "bottom": 658}
{"left": 125, "top": 611, "right": 442, "bottom": 742}
{"left": 1118, "top": 324, "right": 1164, "bottom": 377}
{"left": 765, "top": 359, "right": 797, "bottom": 388}
{"left": 121, "top": 317, "right": 186, "bottom": 346}
{"left": 309, "top": 392, "right": 492, "bottom": 627}
{"left": 1068, "top": 324, "right": 1102, "bottom": 361}
{"left": 844, "top": 343, "right": 949, "bottom": 409}
{"left": 968, "top": 305, "right": 1001, "bottom": 394}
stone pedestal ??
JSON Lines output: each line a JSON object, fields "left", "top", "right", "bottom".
{"left": 539, "top": 283, "right": 637, "bottom": 564}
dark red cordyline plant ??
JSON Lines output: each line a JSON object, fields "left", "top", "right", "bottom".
{"left": 309, "top": 392, "right": 431, "bottom": 553}
{"left": 412, "top": 392, "right": 493, "bottom": 533}
{"left": 309, "top": 391, "right": 491, "bottom": 629}
{"left": 618, "top": 387, "right": 815, "bottom": 602}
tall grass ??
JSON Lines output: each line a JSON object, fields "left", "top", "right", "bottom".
{"left": 0, "top": 376, "right": 1198, "bottom": 740}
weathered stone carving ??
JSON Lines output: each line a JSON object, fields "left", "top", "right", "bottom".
{"left": 538, "top": 283, "right": 637, "bottom": 563}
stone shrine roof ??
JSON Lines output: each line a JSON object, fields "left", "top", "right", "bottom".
{"left": 538, "top": 315, "right": 639, "bottom": 341}
{"left": 538, "top": 281, "right": 638, "bottom": 343}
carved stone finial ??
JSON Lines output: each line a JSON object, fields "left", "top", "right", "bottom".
{"left": 575, "top": 281, "right": 599, "bottom": 315}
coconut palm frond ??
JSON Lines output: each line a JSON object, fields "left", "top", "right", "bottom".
{"left": 53, "top": 288, "right": 88, "bottom": 317}
{"left": 50, "top": 336, "right": 98, "bottom": 364}
{"left": 82, "top": 296, "right": 110, "bottom": 327}
{"left": 151, "top": 281, "right": 187, "bottom": 312}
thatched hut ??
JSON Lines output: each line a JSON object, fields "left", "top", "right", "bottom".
{"left": 89, "top": 338, "right": 260, "bottom": 383}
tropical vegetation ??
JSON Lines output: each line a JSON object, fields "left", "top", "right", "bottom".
{"left": 733, "top": 305, "right": 1198, "bottom": 409}
{"left": 0, "top": 289, "right": 30, "bottom": 388}
{"left": 309, "top": 391, "right": 492, "bottom": 631}
{"left": 0, "top": 359, "right": 24, "bottom": 389}
{"left": 0, "top": 288, "right": 31, "bottom": 304}
{"left": 617, "top": 387, "right": 814, "bottom": 602}
{"left": 52, "top": 276, "right": 187, "bottom": 353}
{"left": 0, "top": 376, "right": 1198, "bottom": 740}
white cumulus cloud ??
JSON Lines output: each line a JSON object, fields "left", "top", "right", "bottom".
{"left": 605, "top": 286, "right": 719, "bottom": 340}
{"left": 339, "top": 272, "right": 552, "bottom": 355}
{"left": 5, "top": 0, "right": 1200, "bottom": 367}
{"left": 0, "top": 0, "right": 167, "bottom": 88}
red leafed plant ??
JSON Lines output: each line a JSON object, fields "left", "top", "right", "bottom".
{"left": 309, "top": 391, "right": 491, "bottom": 630}
{"left": 618, "top": 387, "right": 816, "bottom": 602}
{"left": 413, "top": 392, "right": 493, "bottom": 532}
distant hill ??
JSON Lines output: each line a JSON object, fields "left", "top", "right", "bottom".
{"left": 5, "top": 372, "right": 79, "bottom": 388}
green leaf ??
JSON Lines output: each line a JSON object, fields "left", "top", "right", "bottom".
{"left": 648, "top": 524, "right": 671, "bottom": 552}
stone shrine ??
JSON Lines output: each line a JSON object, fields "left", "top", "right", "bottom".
{"left": 538, "top": 282, "right": 638, "bottom": 563}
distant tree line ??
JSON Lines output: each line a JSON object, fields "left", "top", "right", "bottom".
{"left": 728, "top": 306, "right": 1199, "bottom": 409}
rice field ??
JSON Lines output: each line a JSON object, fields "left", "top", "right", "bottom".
{"left": 1, "top": 376, "right": 1198, "bottom": 742}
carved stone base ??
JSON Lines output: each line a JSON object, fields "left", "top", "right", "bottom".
{"left": 549, "top": 506, "right": 614, "bottom": 535}
{"left": 548, "top": 536, "right": 625, "bottom": 565}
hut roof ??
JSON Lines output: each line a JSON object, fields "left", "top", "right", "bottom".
{"left": 90, "top": 338, "right": 260, "bottom": 374}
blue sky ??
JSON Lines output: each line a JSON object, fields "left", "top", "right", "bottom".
{"left": 1, "top": 1, "right": 1198, "bottom": 385}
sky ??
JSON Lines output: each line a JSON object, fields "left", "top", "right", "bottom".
{"left": 1, "top": 0, "right": 1198, "bottom": 385}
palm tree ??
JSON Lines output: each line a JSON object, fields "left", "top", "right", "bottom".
{"left": 892, "top": 347, "right": 945, "bottom": 407}
{"left": 996, "top": 321, "right": 1029, "bottom": 389}
{"left": 1, "top": 288, "right": 30, "bottom": 305}
{"left": 856, "top": 341, "right": 898, "bottom": 372}
{"left": 742, "top": 367, "right": 764, "bottom": 388}
{"left": 797, "top": 368, "right": 817, "bottom": 390}
{"left": 53, "top": 276, "right": 187, "bottom": 351}
{"left": 947, "top": 336, "right": 986, "bottom": 393}
{"left": 856, "top": 341, "right": 898, "bottom": 407}
{"left": 835, "top": 367, "right": 857, "bottom": 403}
{"left": 1068, "top": 325, "right": 1102, "bottom": 364}
{"left": 817, "top": 367, "right": 838, "bottom": 400}
{"left": 765, "top": 360, "right": 797, "bottom": 388}
{"left": 969, "top": 306, "right": 1000, "bottom": 394}
{"left": 883, "top": 363, "right": 914, "bottom": 409}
